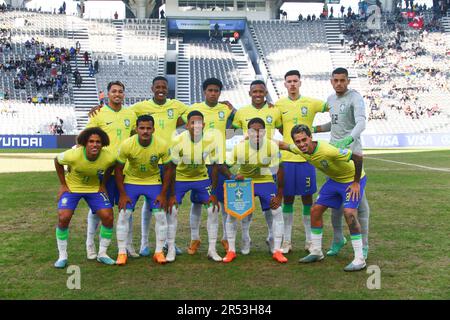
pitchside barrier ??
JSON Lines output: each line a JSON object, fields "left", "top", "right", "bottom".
{"left": 1, "top": 132, "right": 450, "bottom": 149}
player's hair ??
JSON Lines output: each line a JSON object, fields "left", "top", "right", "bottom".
{"left": 284, "top": 70, "right": 301, "bottom": 79}
{"left": 107, "top": 81, "right": 125, "bottom": 92}
{"left": 248, "top": 117, "right": 266, "bottom": 129}
{"left": 152, "top": 76, "right": 168, "bottom": 85}
{"left": 290, "top": 124, "right": 312, "bottom": 139}
{"left": 332, "top": 67, "right": 349, "bottom": 78}
{"left": 187, "top": 110, "right": 204, "bottom": 121}
{"left": 136, "top": 115, "right": 155, "bottom": 126}
{"left": 202, "top": 78, "right": 223, "bottom": 91}
{"left": 250, "top": 80, "right": 266, "bottom": 88}
{"left": 77, "top": 127, "right": 110, "bottom": 147}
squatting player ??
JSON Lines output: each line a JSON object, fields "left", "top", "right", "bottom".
{"left": 167, "top": 110, "right": 222, "bottom": 262}
{"left": 278, "top": 124, "right": 367, "bottom": 271}
{"left": 220, "top": 118, "right": 287, "bottom": 263}
{"left": 232, "top": 80, "right": 282, "bottom": 254}
{"left": 114, "top": 115, "right": 173, "bottom": 265}
{"left": 54, "top": 127, "right": 117, "bottom": 268}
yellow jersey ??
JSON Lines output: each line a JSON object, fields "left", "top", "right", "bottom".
{"left": 57, "top": 147, "right": 117, "bottom": 193}
{"left": 226, "top": 139, "right": 281, "bottom": 184}
{"left": 129, "top": 98, "right": 188, "bottom": 145}
{"left": 117, "top": 135, "right": 171, "bottom": 185}
{"left": 171, "top": 130, "right": 218, "bottom": 182}
{"left": 289, "top": 141, "right": 365, "bottom": 183}
{"left": 232, "top": 103, "right": 282, "bottom": 138}
{"left": 276, "top": 96, "right": 328, "bottom": 162}
{"left": 86, "top": 104, "right": 137, "bottom": 154}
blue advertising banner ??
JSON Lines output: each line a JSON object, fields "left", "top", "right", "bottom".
{"left": 168, "top": 19, "right": 246, "bottom": 31}
{"left": 314, "top": 133, "right": 450, "bottom": 148}
{"left": 0, "top": 135, "right": 57, "bottom": 148}
{"left": 223, "top": 179, "right": 255, "bottom": 220}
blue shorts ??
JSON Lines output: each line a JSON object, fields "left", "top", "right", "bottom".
{"left": 58, "top": 192, "right": 112, "bottom": 213}
{"left": 99, "top": 175, "right": 119, "bottom": 206}
{"left": 124, "top": 184, "right": 162, "bottom": 211}
{"left": 254, "top": 182, "right": 277, "bottom": 211}
{"left": 176, "top": 179, "right": 211, "bottom": 204}
{"left": 316, "top": 176, "right": 368, "bottom": 209}
{"left": 283, "top": 162, "right": 317, "bottom": 197}
{"left": 191, "top": 165, "right": 225, "bottom": 203}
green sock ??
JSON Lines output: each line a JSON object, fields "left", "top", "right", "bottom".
{"left": 302, "top": 204, "right": 311, "bottom": 217}
{"left": 56, "top": 227, "right": 69, "bottom": 240}
{"left": 100, "top": 225, "right": 113, "bottom": 239}
{"left": 282, "top": 203, "right": 293, "bottom": 214}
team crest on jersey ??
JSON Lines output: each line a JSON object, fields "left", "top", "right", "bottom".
{"left": 167, "top": 109, "right": 174, "bottom": 119}
{"left": 266, "top": 116, "right": 273, "bottom": 124}
{"left": 301, "top": 106, "right": 308, "bottom": 116}
{"left": 320, "top": 160, "right": 329, "bottom": 169}
{"left": 218, "top": 111, "right": 225, "bottom": 120}
{"left": 150, "top": 155, "right": 158, "bottom": 164}
{"left": 339, "top": 104, "right": 347, "bottom": 113}
{"left": 124, "top": 119, "right": 131, "bottom": 128}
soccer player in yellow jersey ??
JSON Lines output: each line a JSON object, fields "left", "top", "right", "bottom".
{"left": 54, "top": 128, "right": 117, "bottom": 268}
{"left": 114, "top": 115, "right": 174, "bottom": 265}
{"left": 278, "top": 124, "right": 367, "bottom": 271}
{"left": 167, "top": 110, "right": 222, "bottom": 262}
{"left": 129, "top": 76, "right": 188, "bottom": 257}
{"left": 220, "top": 118, "right": 287, "bottom": 264}
{"left": 182, "top": 78, "right": 236, "bottom": 256}
{"left": 276, "top": 70, "right": 329, "bottom": 254}
{"left": 85, "top": 81, "right": 137, "bottom": 260}
{"left": 232, "top": 80, "right": 282, "bottom": 255}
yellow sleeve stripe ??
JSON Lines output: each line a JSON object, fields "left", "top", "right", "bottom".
{"left": 346, "top": 150, "right": 353, "bottom": 162}
{"left": 322, "top": 102, "right": 329, "bottom": 112}
{"left": 116, "top": 159, "right": 126, "bottom": 164}
{"left": 162, "top": 159, "right": 172, "bottom": 164}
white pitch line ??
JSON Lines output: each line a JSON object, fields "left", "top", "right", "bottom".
{"left": 366, "top": 156, "right": 450, "bottom": 173}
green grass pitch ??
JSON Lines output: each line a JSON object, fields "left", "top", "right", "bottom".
{"left": 0, "top": 150, "right": 449, "bottom": 299}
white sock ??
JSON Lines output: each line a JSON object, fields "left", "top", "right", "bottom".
{"left": 311, "top": 229, "right": 323, "bottom": 254}
{"left": 241, "top": 214, "right": 252, "bottom": 244}
{"left": 116, "top": 209, "right": 131, "bottom": 254}
{"left": 190, "top": 203, "right": 202, "bottom": 241}
{"left": 271, "top": 207, "right": 284, "bottom": 251}
{"left": 166, "top": 206, "right": 178, "bottom": 250}
{"left": 154, "top": 210, "right": 168, "bottom": 253}
{"left": 221, "top": 203, "right": 227, "bottom": 241}
{"left": 140, "top": 200, "right": 152, "bottom": 250}
{"left": 331, "top": 208, "right": 345, "bottom": 244}
{"left": 303, "top": 214, "right": 312, "bottom": 242}
{"left": 127, "top": 213, "right": 134, "bottom": 250}
{"left": 351, "top": 235, "right": 365, "bottom": 263}
{"left": 86, "top": 210, "right": 100, "bottom": 246}
{"left": 207, "top": 205, "right": 219, "bottom": 252}
{"left": 263, "top": 209, "right": 273, "bottom": 241}
{"left": 98, "top": 237, "right": 111, "bottom": 257}
{"left": 283, "top": 213, "right": 293, "bottom": 242}
{"left": 226, "top": 216, "right": 237, "bottom": 252}
{"left": 57, "top": 239, "right": 68, "bottom": 260}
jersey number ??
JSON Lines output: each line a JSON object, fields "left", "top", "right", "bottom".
{"left": 332, "top": 114, "right": 339, "bottom": 124}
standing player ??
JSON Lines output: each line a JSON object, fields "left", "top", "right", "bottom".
{"left": 54, "top": 128, "right": 117, "bottom": 268}
{"left": 167, "top": 110, "right": 222, "bottom": 262}
{"left": 114, "top": 115, "right": 173, "bottom": 265}
{"left": 129, "top": 76, "right": 188, "bottom": 257}
{"left": 279, "top": 124, "right": 367, "bottom": 271}
{"left": 276, "top": 70, "right": 328, "bottom": 254}
{"left": 315, "top": 68, "right": 370, "bottom": 259}
{"left": 85, "top": 81, "right": 137, "bottom": 260}
{"left": 231, "top": 80, "right": 282, "bottom": 254}
{"left": 182, "top": 78, "right": 235, "bottom": 255}
{"left": 220, "top": 118, "right": 287, "bottom": 263}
